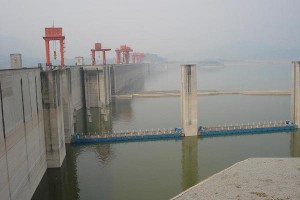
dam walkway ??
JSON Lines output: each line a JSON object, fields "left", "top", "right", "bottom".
{"left": 72, "top": 121, "right": 297, "bottom": 144}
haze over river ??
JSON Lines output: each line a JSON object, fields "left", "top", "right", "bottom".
{"left": 32, "top": 60, "right": 300, "bottom": 200}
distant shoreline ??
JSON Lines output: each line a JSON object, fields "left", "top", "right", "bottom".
{"left": 114, "top": 90, "right": 290, "bottom": 99}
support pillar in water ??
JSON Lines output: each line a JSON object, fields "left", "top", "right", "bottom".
{"left": 292, "top": 61, "right": 300, "bottom": 126}
{"left": 41, "top": 70, "right": 66, "bottom": 168}
{"left": 181, "top": 64, "right": 198, "bottom": 136}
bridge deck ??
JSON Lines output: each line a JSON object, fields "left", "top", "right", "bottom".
{"left": 72, "top": 121, "right": 297, "bottom": 144}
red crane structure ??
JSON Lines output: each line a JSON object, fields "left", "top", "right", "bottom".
{"left": 91, "top": 43, "right": 111, "bottom": 65}
{"left": 132, "top": 52, "right": 145, "bottom": 64}
{"left": 115, "top": 45, "right": 133, "bottom": 64}
{"left": 43, "top": 27, "right": 65, "bottom": 67}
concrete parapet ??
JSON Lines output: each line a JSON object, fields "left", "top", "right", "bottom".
{"left": 292, "top": 61, "right": 300, "bottom": 126}
{"left": 41, "top": 70, "right": 66, "bottom": 168}
{"left": 172, "top": 158, "right": 300, "bottom": 200}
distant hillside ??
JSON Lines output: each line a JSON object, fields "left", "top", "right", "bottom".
{"left": 144, "top": 53, "right": 167, "bottom": 63}
{"left": 197, "top": 60, "right": 225, "bottom": 66}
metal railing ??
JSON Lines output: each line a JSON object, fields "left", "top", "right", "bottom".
{"left": 201, "top": 121, "right": 294, "bottom": 132}
{"left": 76, "top": 128, "right": 177, "bottom": 139}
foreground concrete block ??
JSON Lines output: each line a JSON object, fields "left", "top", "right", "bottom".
{"left": 172, "top": 158, "right": 300, "bottom": 200}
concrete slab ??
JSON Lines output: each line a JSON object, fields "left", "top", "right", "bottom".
{"left": 171, "top": 158, "right": 300, "bottom": 200}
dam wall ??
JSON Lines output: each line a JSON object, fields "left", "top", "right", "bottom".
{"left": 111, "top": 64, "right": 148, "bottom": 95}
{"left": 0, "top": 63, "right": 147, "bottom": 200}
{"left": 0, "top": 68, "right": 47, "bottom": 200}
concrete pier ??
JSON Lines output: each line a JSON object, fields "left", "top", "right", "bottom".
{"left": 172, "top": 158, "right": 300, "bottom": 200}
{"left": 61, "top": 69, "right": 73, "bottom": 143}
{"left": 82, "top": 66, "right": 111, "bottom": 109}
{"left": 181, "top": 64, "right": 198, "bottom": 136}
{"left": 292, "top": 61, "right": 300, "bottom": 126}
{"left": 41, "top": 70, "right": 66, "bottom": 168}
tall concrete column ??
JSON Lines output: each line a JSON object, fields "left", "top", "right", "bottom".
{"left": 292, "top": 61, "right": 300, "bottom": 126}
{"left": 181, "top": 64, "right": 198, "bottom": 136}
{"left": 61, "top": 69, "right": 74, "bottom": 143}
{"left": 41, "top": 70, "right": 66, "bottom": 168}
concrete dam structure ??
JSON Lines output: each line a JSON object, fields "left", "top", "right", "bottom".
{"left": 0, "top": 63, "right": 147, "bottom": 200}
{"left": 0, "top": 68, "right": 46, "bottom": 200}
{"left": 0, "top": 61, "right": 299, "bottom": 200}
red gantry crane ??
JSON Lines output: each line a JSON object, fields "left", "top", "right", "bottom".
{"left": 91, "top": 43, "right": 111, "bottom": 65}
{"left": 132, "top": 52, "right": 145, "bottom": 64}
{"left": 115, "top": 45, "right": 133, "bottom": 64}
{"left": 43, "top": 27, "right": 65, "bottom": 67}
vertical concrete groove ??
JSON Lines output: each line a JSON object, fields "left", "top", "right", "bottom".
{"left": 0, "top": 81, "right": 12, "bottom": 200}
{"left": 20, "top": 79, "right": 31, "bottom": 180}
{"left": 34, "top": 74, "right": 42, "bottom": 166}
{"left": 0, "top": 82, "right": 6, "bottom": 138}
{"left": 28, "top": 74, "right": 33, "bottom": 118}
{"left": 97, "top": 69, "right": 100, "bottom": 102}
{"left": 35, "top": 76, "right": 39, "bottom": 114}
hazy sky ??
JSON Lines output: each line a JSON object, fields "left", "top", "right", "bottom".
{"left": 0, "top": 0, "right": 300, "bottom": 62}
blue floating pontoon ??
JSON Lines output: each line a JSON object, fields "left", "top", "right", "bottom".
{"left": 72, "top": 133, "right": 183, "bottom": 144}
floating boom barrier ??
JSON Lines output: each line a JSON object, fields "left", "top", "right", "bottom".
{"left": 72, "top": 121, "right": 297, "bottom": 144}
{"left": 199, "top": 121, "right": 297, "bottom": 137}
{"left": 72, "top": 129, "right": 182, "bottom": 144}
